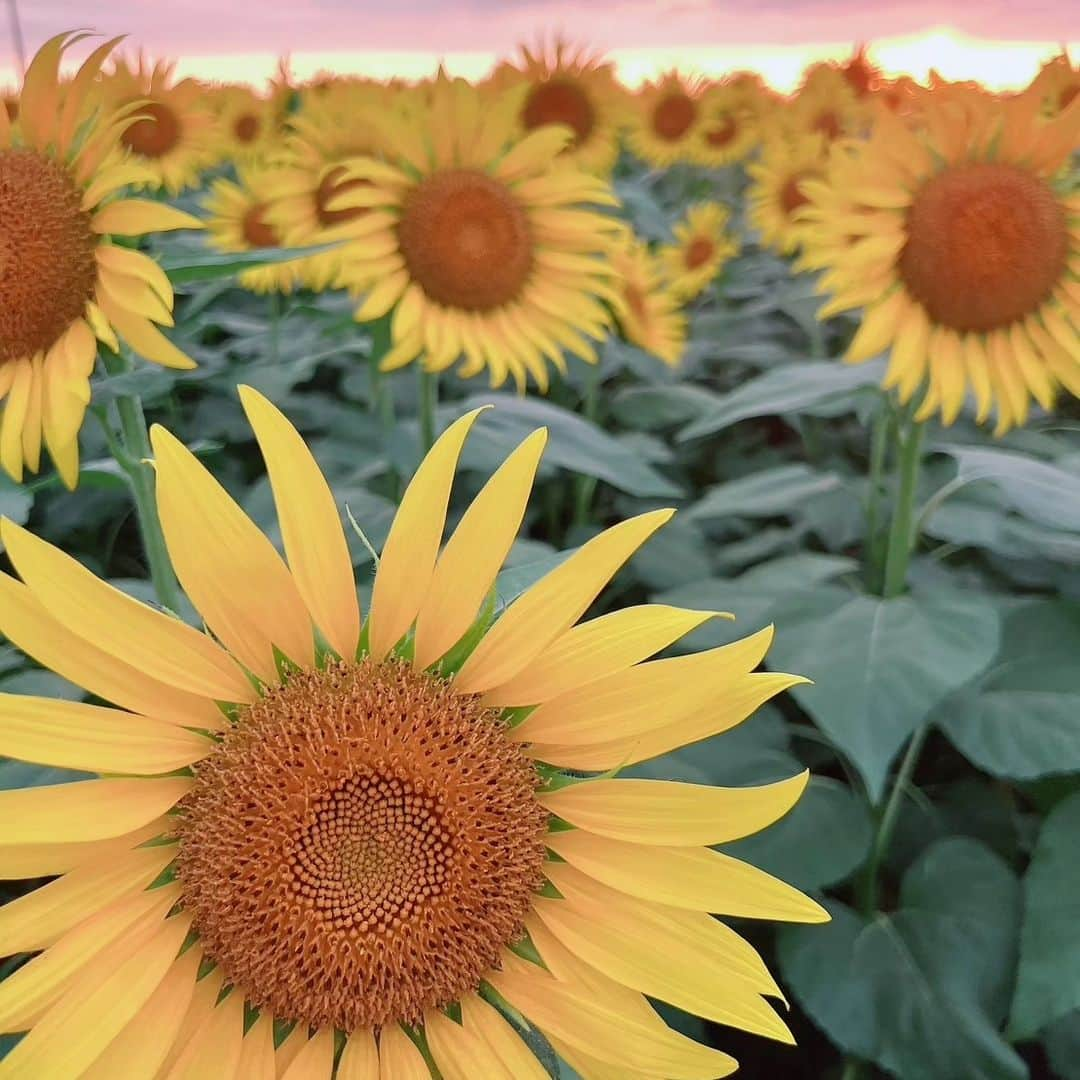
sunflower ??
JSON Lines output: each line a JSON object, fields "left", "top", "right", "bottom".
{"left": 334, "top": 74, "right": 623, "bottom": 390}
{"left": 2, "top": 89, "right": 17, "bottom": 124}
{"left": 0, "top": 391, "right": 823, "bottom": 1078}
{"left": 625, "top": 71, "right": 708, "bottom": 167}
{"left": 659, "top": 201, "right": 740, "bottom": 301}
{"left": 784, "top": 67, "right": 866, "bottom": 144}
{"left": 210, "top": 84, "right": 282, "bottom": 165}
{"left": 798, "top": 94, "right": 1080, "bottom": 433}
{"left": 0, "top": 33, "right": 201, "bottom": 488}
{"left": 488, "top": 37, "right": 625, "bottom": 176}
{"left": 691, "top": 83, "right": 761, "bottom": 167}
{"left": 613, "top": 236, "right": 688, "bottom": 365}
{"left": 202, "top": 164, "right": 305, "bottom": 294}
{"left": 746, "top": 132, "right": 829, "bottom": 255}
{"left": 100, "top": 54, "right": 215, "bottom": 194}
{"left": 1023, "top": 51, "right": 1080, "bottom": 121}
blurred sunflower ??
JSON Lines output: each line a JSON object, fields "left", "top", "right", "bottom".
{"left": 203, "top": 165, "right": 304, "bottom": 294}
{"left": 1024, "top": 51, "right": 1080, "bottom": 121}
{"left": 799, "top": 95, "right": 1080, "bottom": 432}
{"left": 489, "top": 37, "right": 625, "bottom": 175}
{"left": 692, "top": 83, "right": 760, "bottom": 167}
{"left": 101, "top": 54, "right": 215, "bottom": 194}
{"left": 0, "top": 391, "right": 823, "bottom": 1078}
{"left": 2, "top": 89, "right": 17, "bottom": 124}
{"left": 785, "top": 67, "right": 866, "bottom": 144}
{"left": 338, "top": 74, "right": 623, "bottom": 390}
{"left": 660, "top": 202, "right": 740, "bottom": 301}
{"left": 626, "top": 71, "right": 707, "bottom": 167}
{"left": 0, "top": 33, "right": 200, "bottom": 488}
{"left": 746, "top": 132, "right": 828, "bottom": 255}
{"left": 613, "top": 237, "right": 687, "bottom": 365}
{"left": 211, "top": 84, "right": 281, "bottom": 165}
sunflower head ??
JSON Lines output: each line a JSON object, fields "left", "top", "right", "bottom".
{"left": 746, "top": 132, "right": 829, "bottom": 255}
{"left": 612, "top": 235, "right": 688, "bottom": 366}
{"left": 210, "top": 84, "right": 282, "bottom": 164}
{"left": 659, "top": 201, "right": 740, "bottom": 301}
{"left": 0, "top": 32, "right": 201, "bottom": 488}
{"left": 692, "top": 83, "right": 761, "bottom": 166}
{"left": 626, "top": 71, "right": 708, "bottom": 167}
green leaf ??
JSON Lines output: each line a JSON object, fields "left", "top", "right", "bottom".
{"left": 455, "top": 394, "right": 682, "bottom": 498}
{"left": 1010, "top": 791, "right": 1080, "bottom": 1040}
{"left": 0, "top": 473, "right": 33, "bottom": 548}
{"left": 769, "top": 584, "right": 1001, "bottom": 802}
{"left": 1044, "top": 1011, "right": 1080, "bottom": 1080}
{"left": 780, "top": 839, "right": 1026, "bottom": 1080}
{"left": 160, "top": 241, "right": 340, "bottom": 284}
{"left": 609, "top": 384, "right": 723, "bottom": 431}
{"left": 677, "top": 360, "right": 886, "bottom": 441}
{"left": 937, "top": 600, "right": 1080, "bottom": 780}
{"left": 685, "top": 464, "right": 841, "bottom": 523}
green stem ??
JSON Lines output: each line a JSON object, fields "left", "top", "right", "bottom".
{"left": 572, "top": 362, "right": 603, "bottom": 529}
{"left": 840, "top": 1060, "right": 864, "bottom": 1080}
{"left": 366, "top": 319, "right": 399, "bottom": 498}
{"left": 268, "top": 291, "right": 281, "bottom": 366}
{"left": 864, "top": 402, "right": 892, "bottom": 591}
{"left": 101, "top": 350, "right": 183, "bottom": 613}
{"left": 418, "top": 367, "right": 439, "bottom": 455}
{"left": 881, "top": 417, "right": 925, "bottom": 599}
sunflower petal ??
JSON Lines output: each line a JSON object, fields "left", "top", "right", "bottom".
{"left": 234, "top": 1014, "right": 277, "bottom": 1080}
{"left": 92, "top": 199, "right": 203, "bottom": 236}
{"left": 161, "top": 986, "right": 246, "bottom": 1080}
{"left": 426, "top": 1008, "right": 515, "bottom": 1080}
{"left": 98, "top": 297, "right": 197, "bottom": 369}
{"left": 377, "top": 1024, "right": 430, "bottom": 1080}
{"left": 280, "top": 1028, "right": 335, "bottom": 1080}
{"left": 459, "top": 995, "right": 549, "bottom": 1079}
{"left": 337, "top": 1030, "right": 379, "bottom": 1080}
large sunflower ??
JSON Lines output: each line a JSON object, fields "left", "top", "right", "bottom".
{"left": 746, "top": 132, "right": 829, "bottom": 255}
{"left": 0, "top": 391, "right": 824, "bottom": 1078}
{"left": 659, "top": 201, "right": 740, "bottom": 301}
{"left": 488, "top": 37, "right": 625, "bottom": 176}
{"left": 100, "top": 54, "right": 215, "bottom": 194}
{"left": 625, "top": 71, "right": 708, "bottom": 167}
{"left": 613, "top": 236, "right": 688, "bottom": 365}
{"left": 335, "top": 75, "right": 623, "bottom": 390}
{"left": 0, "top": 33, "right": 201, "bottom": 488}
{"left": 799, "top": 95, "right": 1080, "bottom": 432}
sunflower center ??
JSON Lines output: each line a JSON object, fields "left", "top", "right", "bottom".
{"left": 175, "top": 659, "right": 548, "bottom": 1031}
{"left": 121, "top": 101, "right": 181, "bottom": 159}
{"left": 780, "top": 174, "right": 813, "bottom": 217}
{"left": 522, "top": 78, "right": 596, "bottom": 145}
{"left": 652, "top": 93, "right": 696, "bottom": 141}
{"left": 0, "top": 148, "right": 97, "bottom": 362}
{"left": 397, "top": 168, "right": 534, "bottom": 311}
{"left": 314, "top": 165, "right": 369, "bottom": 228}
{"left": 685, "top": 236, "right": 715, "bottom": 269}
{"left": 233, "top": 113, "right": 260, "bottom": 143}
{"left": 704, "top": 116, "right": 738, "bottom": 147}
{"left": 241, "top": 203, "right": 280, "bottom": 248}
{"left": 898, "top": 162, "right": 1068, "bottom": 333}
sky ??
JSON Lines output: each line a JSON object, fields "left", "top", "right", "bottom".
{"left": 2, "top": 1, "right": 1078, "bottom": 92}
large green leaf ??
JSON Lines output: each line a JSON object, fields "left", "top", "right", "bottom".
{"left": 677, "top": 360, "right": 885, "bottom": 441}
{"left": 1010, "top": 791, "right": 1080, "bottom": 1040}
{"left": 769, "top": 584, "right": 1001, "bottom": 802}
{"left": 1044, "top": 1011, "right": 1080, "bottom": 1079}
{"left": 160, "top": 241, "right": 340, "bottom": 284}
{"left": 685, "top": 464, "right": 842, "bottom": 523}
{"left": 937, "top": 600, "right": 1080, "bottom": 780}
{"left": 610, "top": 384, "right": 723, "bottom": 431}
{"left": 780, "top": 839, "right": 1026, "bottom": 1080}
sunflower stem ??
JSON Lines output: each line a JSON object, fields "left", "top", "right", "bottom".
{"left": 366, "top": 318, "right": 399, "bottom": 499}
{"left": 864, "top": 398, "right": 893, "bottom": 591}
{"left": 881, "top": 415, "right": 925, "bottom": 599}
{"left": 572, "top": 361, "right": 603, "bottom": 528}
{"left": 101, "top": 349, "right": 183, "bottom": 614}
{"left": 418, "top": 367, "right": 439, "bottom": 455}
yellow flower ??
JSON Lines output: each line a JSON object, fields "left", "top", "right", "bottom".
{"left": 0, "top": 33, "right": 201, "bottom": 488}
{"left": 100, "top": 53, "right": 216, "bottom": 194}
{"left": 625, "top": 71, "right": 708, "bottom": 167}
{"left": 613, "top": 236, "right": 688, "bottom": 365}
{"left": 202, "top": 164, "right": 304, "bottom": 295}
{"left": 338, "top": 74, "right": 624, "bottom": 390}
{"left": 784, "top": 65, "right": 867, "bottom": 144}
{"left": 0, "top": 392, "right": 823, "bottom": 1078}
{"left": 1021, "top": 50, "right": 1080, "bottom": 121}
{"left": 799, "top": 94, "right": 1080, "bottom": 432}
{"left": 488, "top": 36, "right": 626, "bottom": 176}
{"left": 746, "top": 132, "right": 829, "bottom": 255}
{"left": 659, "top": 201, "right": 740, "bottom": 301}
{"left": 690, "top": 84, "right": 760, "bottom": 167}
{"left": 210, "top": 84, "right": 282, "bottom": 165}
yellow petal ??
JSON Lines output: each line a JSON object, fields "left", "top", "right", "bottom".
{"left": 98, "top": 268, "right": 174, "bottom": 325}
{"left": 426, "top": 1008, "right": 516, "bottom": 1080}
{"left": 280, "top": 1028, "right": 335, "bottom": 1080}
{"left": 156, "top": 968, "right": 224, "bottom": 1078}
{"left": 540, "top": 770, "right": 809, "bottom": 846}
{"left": 337, "top": 1030, "right": 379, "bottom": 1080}
{"left": 239, "top": 386, "right": 360, "bottom": 660}
{"left": 454, "top": 509, "right": 674, "bottom": 694}
{"left": 377, "top": 1025, "right": 430, "bottom": 1080}
{"left": 0, "top": 521, "right": 252, "bottom": 703}
{"left": 78, "top": 946, "right": 201, "bottom": 1080}
{"left": 96, "top": 244, "right": 174, "bottom": 310}
{"left": 367, "top": 409, "right": 486, "bottom": 661}
{"left": 513, "top": 626, "right": 774, "bottom": 746}
{"left": 0, "top": 572, "right": 226, "bottom": 730}
{"left": 17, "top": 31, "right": 70, "bottom": 150}
{"left": 92, "top": 199, "right": 203, "bottom": 235}
{"left": 459, "top": 995, "right": 550, "bottom": 1080}
{"left": 0, "top": 841, "right": 174, "bottom": 955}
{"left": 0, "top": 911, "right": 190, "bottom": 1080}
{"left": 57, "top": 36, "right": 125, "bottom": 156}
{"left": 488, "top": 951, "right": 738, "bottom": 1080}
{"left": 0, "top": 777, "right": 189, "bottom": 846}
{"left": 413, "top": 428, "right": 547, "bottom": 669}
{"left": 234, "top": 1014, "right": 277, "bottom": 1080}
{"left": 0, "top": 818, "right": 169, "bottom": 881}
{"left": 0, "top": 883, "right": 178, "bottom": 1034}
{"left": 0, "top": 357, "right": 32, "bottom": 483}
{"left": 274, "top": 1024, "right": 309, "bottom": 1076}
{"left": 151, "top": 424, "right": 315, "bottom": 680}
{"left": 545, "top": 830, "right": 829, "bottom": 922}
{"left": 0, "top": 693, "right": 212, "bottom": 774}
{"left": 845, "top": 289, "right": 909, "bottom": 363}
{"left": 97, "top": 296, "right": 197, "bottom": 370}
{"left": 528, "top": 672, "right": 807, "bottom": 770}
{"left": 161, "top": 987, "right": 245, "bottom": 1080}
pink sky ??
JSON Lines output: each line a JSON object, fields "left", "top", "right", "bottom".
{"left": 4, "top": 1, "right": 1078, "bottom": 91}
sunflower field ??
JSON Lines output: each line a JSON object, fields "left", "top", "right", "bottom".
{"left": 1, "top": 28, "right": 1079, "bottom": 1080}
